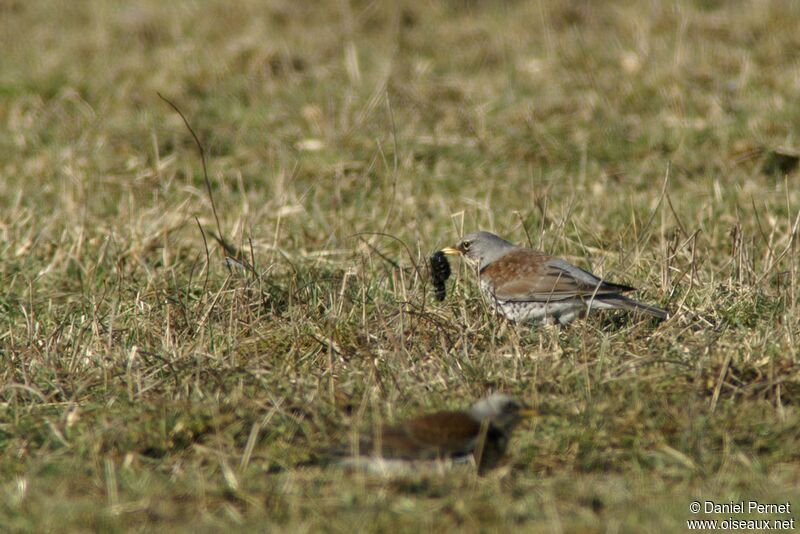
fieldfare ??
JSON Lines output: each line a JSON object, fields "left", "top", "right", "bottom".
{"left": 339, "top": 393, "right": 533, "bottom": 475}
{"left": 441, "top": 231, "right": 668, "bottom": 325}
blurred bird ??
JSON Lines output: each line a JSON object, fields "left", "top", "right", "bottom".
{"left": 335, "top": 393, "right": 534, "bottom": 475}
{"left": 441, "top": 231, "right": 667, "bottom": 325}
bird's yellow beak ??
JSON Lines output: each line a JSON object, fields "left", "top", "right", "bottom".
{"left": 518, "top": 408, "right": 537, "bottom": 418}
{"left": 440, "top": 246, "right": 462, "bottom": 256}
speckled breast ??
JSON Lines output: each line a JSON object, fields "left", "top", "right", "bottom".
{"left": 479, "top": 279, "right": 585, "bottom": 324}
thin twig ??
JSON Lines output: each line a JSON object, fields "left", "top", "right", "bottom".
{"left": 195, "top": 216, "right": 211, "bottom": 295}
{"left": 157, "top": 93, "right": 228, "bottom": 267}
{"left": 349, "top": 231, "right": 423, "bottom": 280}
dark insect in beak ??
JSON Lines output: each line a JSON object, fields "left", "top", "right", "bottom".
{"left": 430, "top": 251, "right": 451, "bottom": 301}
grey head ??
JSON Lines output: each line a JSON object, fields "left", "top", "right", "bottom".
{"left": 441, "top": 231, "right": 517, "bottom": 271}
{"left": 467, "top": 393, "right": 533, "bottom": 431}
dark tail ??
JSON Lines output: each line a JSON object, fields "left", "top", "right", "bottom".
{"left": 601, "top": 295, "right": 669, "bottom": 320}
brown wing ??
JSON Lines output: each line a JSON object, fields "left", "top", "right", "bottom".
{"left": 376, "top": 411, "right": 481, "bottom": 460}
{"left": 481, "top": 249, "right": 635, "bottom": 302}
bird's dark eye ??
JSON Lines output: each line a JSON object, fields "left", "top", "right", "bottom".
{"left": 461, "top": 241, "right": 471, "bottom": 251}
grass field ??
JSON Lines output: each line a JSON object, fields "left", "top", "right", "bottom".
{"left": 2, "top": 0, "right": 800, "bottom": 531}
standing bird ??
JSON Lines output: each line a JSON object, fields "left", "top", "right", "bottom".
{"left": 339, "top": 393, "right": 533, "bottom": 475}
{"left": 441, "top": 231, "right": 667, "bottom": 325}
